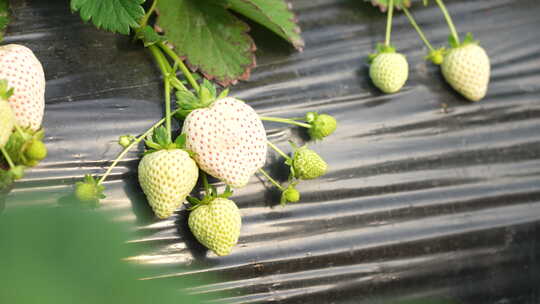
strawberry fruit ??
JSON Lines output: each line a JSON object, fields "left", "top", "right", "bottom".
{"left": 139, "top": 149, "right": 199, "bottom": 219}
{"left": 188, "top": 197, "right": 242, "bottom": 256}
{"left": 182, "top": 97, "right": 267, "bottom": 188}
{"left": 369, "top": 45, "right": 408, "bottom": 94}
{"left": 441, "top": 34, "right": 490, "bottom": 102}
{"left": 0, "top": 44, "right": 46, "bottom": 131}
{"left": 0, "top": 93, "right": 14, "bottom": 148}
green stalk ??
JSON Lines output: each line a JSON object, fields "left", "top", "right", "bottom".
{"left": 267, "top": 140, "right": 292, "bottom": 162}
{"left": 96, "top": 110, "right": 179, "bottom": 185}
{"left": 403, "top": 7, "right": 435, "bottom": 51}
{"left": 385, "top": 0, "right": 395, "bottom": 46}
{"left": 0, "top": 146, "right": 15, "bottom": 169}
{"left": 435, "top": 0, "right": 459, "bottom": 44}
{"left": 164, "top": 77, "right": 172, "bottom": 142}
{"left": 138, "top": 0, "right": 159, "bottom": 30}
{"left": 258, "top": 168, "right": 284, "bottom": 191}
{"left": 201, "top": 171, "right": 211, "bottom": 196}
{"left": 157, "top": 42, "right": 200, "bottom": 93}
{"left": 260, "top": 116, "right": 312, "bottom": 129}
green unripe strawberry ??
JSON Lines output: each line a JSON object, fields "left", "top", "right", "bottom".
{"left": 0, "top": 99, "right": 14, "bottom": 148}
{"left": 441, "top": 34, "right": 490, "bottom": 102}
{"left": 369, "top": 52, "right": 408, "bottom": 94}
{"left": 306, "top": 112, "right": 337, "bottom": 140}
{"left": 24, "top": 139, "right": 47, "bottom": 162}
{"left": 281, "top": 184, "right": 300, "bottom": 206}
{"left": 138, "top": 149, "right": 199, "bottom": 219}
{"left": 118, "top": 135, "right": 133, "bottom": 148}
{"left": 74, "top": 175, "right": 105, "bottom": 205}
{"left": 188, "top": 198, "right": 242, "bottom": 256}
{"left": 9, "top": 165, "right": 25, "bottom": 180}
{"left": 292, "top": 146, "right": 327, "bottom": 180}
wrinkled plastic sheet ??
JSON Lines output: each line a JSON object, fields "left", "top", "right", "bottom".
{"left": 3, "top": 0, "right": 540, "bottom": 303}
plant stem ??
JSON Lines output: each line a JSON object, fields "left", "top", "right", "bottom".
{"left": 403, "top": 7, "right": 435, "bottom": 51}
{"left": 96, "top": 111, "right": 178, "bottom": 185}
{"left": 148, "top": 44, "right": 170, "bottom": 77}
{"left": 201, "top": 171, "right": 211, "bottom": 196}
{"left": 139, "top": 0, "right": 159, "bottom": 29}
{"left": 0, "top": 146, "right": 15, "bottom": 169}
{"left": 158, "top": 42, "right": 200, "bottom": 93}
{"left": 170, "top": 77, "right": 188, "bottom": 92}
{"left": 266, "top": 140, "right": 292, "bottom": 162}
{"left": 385, "top": 0, "right": 395, "bottom": 47}
{"left": 164, "top": 77, "right": 172, "bottom": 142}
{"left": 13, "top": 124, "right": 26, "bottom": 138}
{"left": 435, "top": 0, "right": 459, "bottom": 44}
{"left": 260, "top": 116, "right": 311, "bottom": 129}
{"left": 258, "top": 168, "right": 284, "bottom": 191}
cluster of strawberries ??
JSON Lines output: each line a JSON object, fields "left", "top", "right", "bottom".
{"left": 0, "top": 44, "right": 47, "bottom": 186}
{"left": 75, "top": 82, "right": 336, "bottom": 256}
{"left": 368, "top": 0, "right": 490, "bottom": 102}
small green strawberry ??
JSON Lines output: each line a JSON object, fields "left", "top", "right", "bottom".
{"left": 369, "top": 44, "right": 409, "bottom": 94}
{"left": 280, "top": 184, "right": 300, "bottom": 206}
{"left": 74, "top": 175, "right": 105, "bottom": 206}
{"left": 188, "top": 197, "right": 242, "bottom": 256}
{"left": 9, "top": 165, "right": 25, "bottom": 180}
{"left": 118, "top": 135, "right": 134, "bottom": 148}
{"left": 305, "top": 112, "right": 337, "bottom": 140}
{"left": 441, "top": 33, "right": 490, "bottom": 102}
{"left": 0, "top": 81, "right": 15, "bottom": 148}
{"left": 24, "top": 139, "right": 47, "bottom": 162}
{"left": 138, "top": 129, "right": 199, "bottom": 219}
{"left": 291, "top": 145, "right": 328, "bottom": 180}
{"left": 4, "top": 127, "right": 46, "bottom": 167}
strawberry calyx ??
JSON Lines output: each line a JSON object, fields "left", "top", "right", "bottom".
{"left": 74, "top": 174, "right": 106, "bottom": 207}
{"left": 369, "top": 0, "right": 411, "bottom": 12}
{"left": 368, "top": 43, "right": 396, "bottom": 63}
{"left": 175, "top": 79, "right": 229, "bottom": 119}
{"left": 143, "top": 127, "right": 195, "bottom": 157}
{"left": 449, "top": 32, "right": 478, "bottom": 49}
{"left": 0, "top": 79, "right": 14, "bottom": 101}
{"left": 425, "top": 47, "right": 446, "bottom": 65}
{"left": 187, "top": 185, "right": 234, "bottom": 211}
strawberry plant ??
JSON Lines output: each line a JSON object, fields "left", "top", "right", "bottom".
{"left": 62, "top": 0, "right": 337, "bottom": 256}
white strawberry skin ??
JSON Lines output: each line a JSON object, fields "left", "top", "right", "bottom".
{"left": 138, "top": 149, "right": 199, "bottom": 219}
{"left": 0, "top": 100, "right": 14, "bottom": 147}
{"left": 441, "top": 44, "right": 490, "bottom": 102}
{"left": 369, "top": 52, "right": 408, "bottom": 94}
{"left": 182, "top": 97, "right": 267, "bottom": 188}
{"left": 0, "top": 44, "right": 45, "bottom": 131}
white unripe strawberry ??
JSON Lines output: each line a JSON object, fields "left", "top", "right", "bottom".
{"left": 441, "top": 34, "right": 490, "bottom": 102}
{"left": 182, "top": 97, "right": 267, "bottom": 188}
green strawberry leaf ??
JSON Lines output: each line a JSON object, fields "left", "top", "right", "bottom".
{"left": 137, "top": 25, "right": 167, "bottom": 47}
{"left": 0, "top": 0, "right": 9, "bottom": 42}
{"left": 70, "top": 0, "right": 145, "bottom": 35}
{"left": 216, "top": 88, "right": 229, "bottom": 100}
{"left": 0, "top": 79, "right": 14, "bottom": 100}
{"left": 156, "top": 0, "right": 256, "bottom": 86}
{"left": 224, "top": 0, "right": 304, "bottom": 50}
{"left": 152, "top": 126, "right": 171, "bottom": 147}
{"left": 448, "top": 34, "right": 459, "bottom": 48}
{"left": 174, "top": 133, "right": 187, "bottom": 149}
{"left": 199, "top": 79, "right": 217, "bottom": 106}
